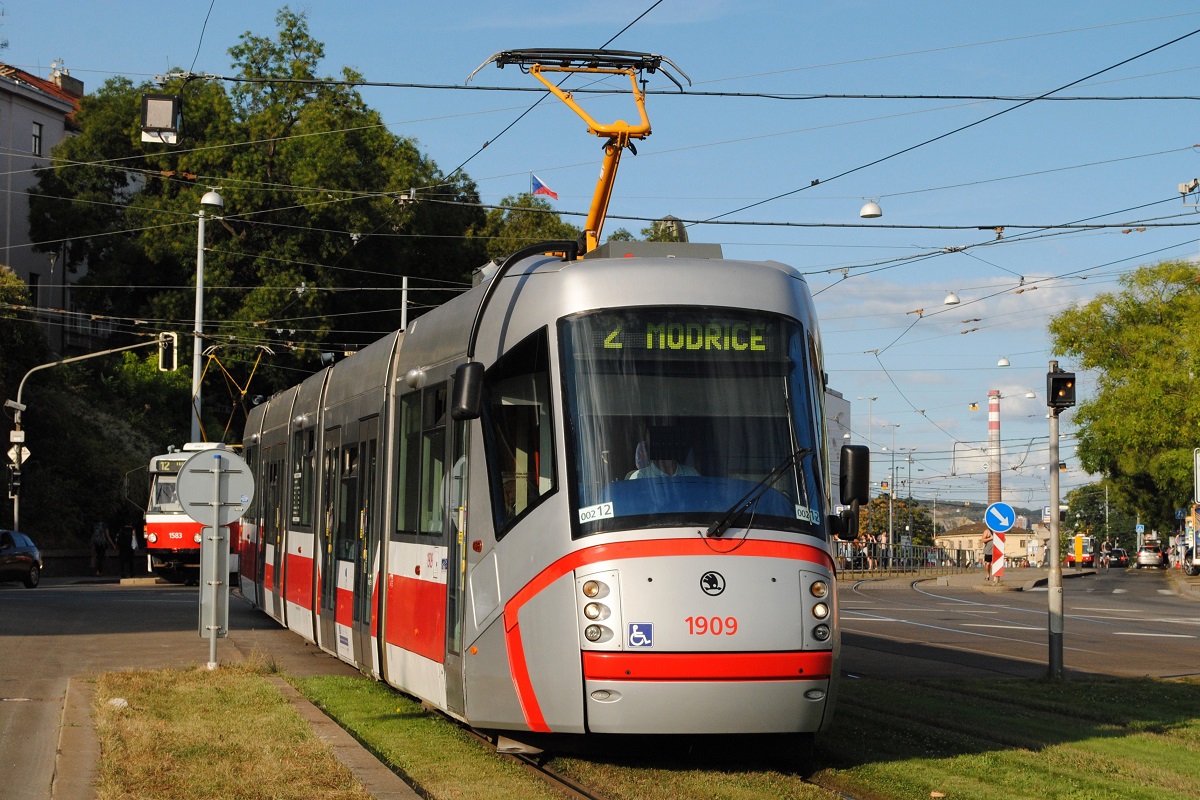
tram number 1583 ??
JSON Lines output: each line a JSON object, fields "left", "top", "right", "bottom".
{"left": 685, "top": 616, "right": 738, "bottom": 636}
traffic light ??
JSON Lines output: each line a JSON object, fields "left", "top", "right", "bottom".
{"left": 1047, "top": 369, "right": 1076, "bottom": 409}
{"left": 158, "top": 332, "right": 179, "bottom": 372}
{"left": 7, "top": 465, "right": 19, "bottom": 499}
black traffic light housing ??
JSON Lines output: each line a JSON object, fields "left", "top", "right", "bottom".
{"left": 1047, "top": 369, "right": 1076, "bottom": 409}
{"left": 158, "top": 332, "right": 179, "bottom": 372}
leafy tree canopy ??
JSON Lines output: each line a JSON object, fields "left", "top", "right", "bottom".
{"left": 28, "top": 6, "right": 487, "bottom": 399}
{"left": 1048, "top": 259, "right": 1200, "bottom": 529}
{"left": 856, "top": 495, "right": 936, "bottom": 545}
{"left": 470, "top": 193, "right": 582, "bottom": 262}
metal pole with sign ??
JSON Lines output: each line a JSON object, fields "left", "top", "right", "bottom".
{"left": 175, "top": 447, "right": 254, "bottom": 669}
{"left": 985, "top": 501, "right": 1015, "bottom": 582}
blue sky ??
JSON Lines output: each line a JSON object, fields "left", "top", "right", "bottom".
{"left": 8, "top": 2, "right": 1200, "bottom": 509}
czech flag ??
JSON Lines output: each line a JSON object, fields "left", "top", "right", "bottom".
{"left": 531, "top": 173, "right": 558, "bottom": 200}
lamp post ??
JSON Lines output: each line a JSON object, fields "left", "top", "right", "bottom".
{"left": 856, "top": 395, "right": 877, "bottom": 448}
{"left": 192, "top": 190, "right": 224, "bottom": 442}
{"left": 883, "top": 424, "right": 900, "bottom": 545}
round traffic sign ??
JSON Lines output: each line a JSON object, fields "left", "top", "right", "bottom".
{"left": 985, "top": 501, "right": 1016, "bottom": 533}
{"left": 175, "top": 448, "right": 255, "bottom": 527}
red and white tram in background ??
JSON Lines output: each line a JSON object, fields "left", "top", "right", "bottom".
{"left": 240, "top": 238, "right": 869, "bottom": 746}
{"left": 145, "top": 443, "right": 241, "bottom": 583}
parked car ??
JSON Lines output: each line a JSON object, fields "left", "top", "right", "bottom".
{"left": 1108, "top": 548, "right": 1129, "bottom": 568}
{"left": 0, "top": 529, "right": 42, "bottom": 588}
{"left": 1135, "top": 542, "right": 1166, "bottom": 569}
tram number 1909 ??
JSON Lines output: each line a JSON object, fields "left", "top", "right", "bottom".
{"left": 685, "top": 616, "right": 738, "bottom": 636}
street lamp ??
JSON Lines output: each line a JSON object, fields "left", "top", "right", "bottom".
{"left": 193, "top": 190, "right": 224, "bottom": 442}
{"left": 856, "top": 395, "right": 877, "bottom": 447}
{"left": 883, "top": 423, "right": 900, "bottom": 545}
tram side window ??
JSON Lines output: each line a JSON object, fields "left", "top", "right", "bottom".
{"left": 290, "top": 428, "right": 316, "bottom": 527}
{"left": 483, "top": 328, "right": 556, "bottom": 536}
{"left": 395, "top": 384, "right": 448, "bottom": 537}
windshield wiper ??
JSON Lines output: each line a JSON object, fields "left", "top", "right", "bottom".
{"left": 705, "top": 447, "right": 812, "bottom": 538}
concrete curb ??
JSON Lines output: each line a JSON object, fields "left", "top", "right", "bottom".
{"left": 268, "top": 677, "right": 421, "bottom": 800}
{"left": 52, "top": 677, "right": 98, "bottom": 800}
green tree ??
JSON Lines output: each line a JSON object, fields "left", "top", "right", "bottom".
{"left": 29, "top": 7, "right": 485, "bottom": 401}
{"left": 1048, "top": 259, "right": 1200, "bottom": 529}
{"left": 469, "top": 193, "right": 581, "bottom": 262}
{"left": 17, "top": 7, "right": 495, "bottom": 539}
{"left": 641, "top": 216, "right": 687, "bottom": 242}
{"left": 1065, "top": 482, "right": 1139, "bottom": 548}
{"left": 857, "top": 495, "right": 935, "bottom": 545}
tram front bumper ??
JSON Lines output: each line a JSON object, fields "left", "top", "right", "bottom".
{"left": 581, "top": 650, "right": 832, "bottom": 734}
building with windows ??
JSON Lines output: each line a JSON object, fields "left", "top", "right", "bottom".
{"left": 0, "top": 61, "right": 83, "bottom": 353}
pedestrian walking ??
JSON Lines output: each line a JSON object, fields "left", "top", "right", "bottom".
{"left": 90, "top": 521, "right": 116, "bottom": 576}
{"left": 116, "top": 523, "right": 139, "bottom": 578}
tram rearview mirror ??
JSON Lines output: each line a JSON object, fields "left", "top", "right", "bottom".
{"left": 839, "top": 444, "right": 870, "bottom": 505}
{"left": 452, "top": 362, "right": 485, "bottom": 420}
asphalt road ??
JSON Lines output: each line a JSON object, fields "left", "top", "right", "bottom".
{"left": 3, "top": 568, "right": 1195, "bottom": 799}
{"left": 0, "top": 579, "right": 358, "bottom": 800}
{"left": 839, "top": 566, "right": 1200, "bottom": 680}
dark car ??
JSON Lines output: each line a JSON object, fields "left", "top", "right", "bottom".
{"left": 1107, "top": 548, "right": 1129, "bottom": 568}
{"left": 0, "top": 529, "right": 42, "bottom": 588}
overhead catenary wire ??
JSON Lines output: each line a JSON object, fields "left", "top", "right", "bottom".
{"left": 694, "top": 26, "right": 1200, "bottom": 226}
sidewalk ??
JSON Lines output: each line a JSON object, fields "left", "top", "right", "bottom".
{"left": 845, "top": 564, "right": 1200, "bottom": 600}
{"left": 49, "top": 579, "right": 419, "bottom": 800}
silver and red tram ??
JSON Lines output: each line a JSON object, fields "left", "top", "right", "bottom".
{"left": 240, "top": 240, "right": 868, "bottom": 744}
{"left": 145, "top": 443, "right": 241, "bottom": 583}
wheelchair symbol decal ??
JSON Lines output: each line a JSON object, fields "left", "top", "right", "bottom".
{"left": 628, "top": 623, "right": 654, "bottom": 648}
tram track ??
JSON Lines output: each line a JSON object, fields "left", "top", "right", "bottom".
{"left": 460, "top": 724, "right": 871, "bottom": 800}
{"left": 462, "top": 727, "right": 612, "bottom": 800}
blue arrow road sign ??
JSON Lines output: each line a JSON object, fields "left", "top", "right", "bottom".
{"left": 985, "top": 501, "right": 1016, "bottom": 533}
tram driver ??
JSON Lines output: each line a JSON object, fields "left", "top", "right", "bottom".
{"left": 627, "top": 424, "right": 700, "bottom": 479}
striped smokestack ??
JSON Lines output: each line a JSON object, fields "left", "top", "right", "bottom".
{"left": 988, "top": 389, "right": 1001, "bottom": 504}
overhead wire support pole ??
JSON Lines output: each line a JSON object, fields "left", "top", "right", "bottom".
{"left": 467, "top": 48, "right": 689, "bottom": 254}
{"left": 7, "top": 338, "right": 162, "bottom": 531}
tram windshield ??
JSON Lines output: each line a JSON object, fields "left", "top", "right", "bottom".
{"left": 560, "top": 307, "right": 827, "bottom": 538}
{"left": 149, "top": 476, "right": 182, "bottom": 512}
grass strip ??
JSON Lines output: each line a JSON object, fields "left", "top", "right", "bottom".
{"left": 293, "top": 675, "right": 563, "bottom": 800}
{"left": 95, "top": 664, "right": 1200, "bottom": 800}
{"left": 815, "top": 676, "right": 1200, "bottom": 800}
{"left": 93, "top": 667, "right": 371, "bottom": 800}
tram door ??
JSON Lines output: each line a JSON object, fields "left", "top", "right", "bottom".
{"left": 317, "top": 427, "right": 342, "bottom": 655}
{"left": 352, "top": 418, "right": 380, "bottom": 670}
{"left": 444, "top": 419, "right": 467, "bottom": 715}
{"left": 263, "top": 444, "right": 285, "bottom": 622}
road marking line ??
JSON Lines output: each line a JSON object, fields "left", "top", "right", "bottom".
{"left": 1112, "top": 632, "right": 1195, "bottom": 638}
{"left": 961, "top": 624, "right": 1041, "bottom": 630}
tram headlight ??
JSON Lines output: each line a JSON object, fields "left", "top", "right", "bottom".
{"left": 809, "top": 580, "right": 829, "bottom": 599}
{"left": 582, "top": 579, "right": 603, "bottom": 598}
{"left": 583, "top": 602, "right": 605, "bottom": 620}
{"left": 193, "top": 532, "right": 203, "bottom": 544}
{"left": 812, "top": 624, "right": 831, "bottom": 642}
{"left": 812, "top": 602, "right": 829, "bottom": 620}
{"left": 147, "top": 533, "right": 158, "bottom": 543}
{"left": 584, "top": 624, "right": 605, "bottom": 642}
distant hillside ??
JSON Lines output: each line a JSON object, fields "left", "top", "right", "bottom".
{"left": 917, "top": 498, "right": 1041, "bottom": 531}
